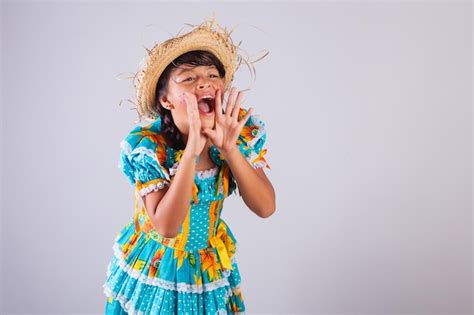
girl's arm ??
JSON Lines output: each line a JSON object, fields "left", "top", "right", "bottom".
{"left": 142, "top": 91, "right": 205, "bottom": 238}
{"left": 142, "top": 150, "right": 196, "bottom": 238}
{"left": 222, "top": 147, "right": 276, "bottom": 218}
{"left": 201, "top": 86, "right": 276, "bottom": 218}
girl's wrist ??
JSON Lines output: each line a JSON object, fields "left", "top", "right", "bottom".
{"left": 220, "top": 145, "right": 239, "bottom": 161}
{"left": 182, "top": 150, "right": 200, "bottom": 164}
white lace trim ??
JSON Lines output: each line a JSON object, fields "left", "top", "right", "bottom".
{"left": 117, "top": 140, "right": 131, "bottom": 169}
{"left": 169, "top": 162, "right": 219, "bottom": 179}
{"left": 121, "top": 139, "right": 222, "bottom": 181}
{"left": 104, "top": 285, "right": 245, "bottom": 315}
{"left": 195, "top": 166, "right": 219, "bottom": 179}
{"left": 120, "top": 139, "right": 132, "bottom": 154}
{"left": 252, "top": 161, "right": 267, "bottom": 169}
{"left": 131, "top": 146, "right": 158, "bottom": 161}
{"left": 104, "top": 286, "right": 145, "bottom": 315}
{"left": 138, "top": 181, "right": 170, "bottom": 196}
{"left": 169, "top": 162, "right": 179, "bottom": 176}
{"left": 108, "top": 241, "right": 239, "bottom": 294}
{"left": 249, "top": 159, "right": 267, "bottom": 169}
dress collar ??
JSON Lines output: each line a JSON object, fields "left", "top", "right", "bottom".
{"left": 165, "top": 145, "right": 225, "bottom": 177}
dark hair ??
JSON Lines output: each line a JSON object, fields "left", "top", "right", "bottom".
{"left": 153, "top": 50, "right": 226, "bottom": 150}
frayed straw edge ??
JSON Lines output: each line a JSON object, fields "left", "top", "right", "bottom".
{"left": 237, "top": 47, "right": 270, "bottom": 83}
{"left": 117, "top": 97, "right": 155, "bottom": 124}
{"left": 117, "top": 13, "right": 269, "bottom": 124}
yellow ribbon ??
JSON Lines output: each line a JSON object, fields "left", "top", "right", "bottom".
{"left": 209, "top": 224, "right": 233, "bottom": 271}
{"left": 133, "top": 184, "right": 141, "bottom": 233}
{"left": 191, "top": 182, "right": 199, "bottom": 205}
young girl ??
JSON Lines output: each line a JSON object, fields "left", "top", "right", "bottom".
{"left": 103, "top": 16, "right": 275, "bottom": 314}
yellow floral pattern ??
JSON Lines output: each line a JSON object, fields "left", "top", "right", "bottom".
{"left": 104, "top": 110, "right": 268, "bottom": 313}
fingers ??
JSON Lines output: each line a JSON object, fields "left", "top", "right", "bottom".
{"left": 215, "top": 88, "right": 223, "bottom": 118}
{"left": 224, "top": 86, "right": 248, "bottom": 120}
{"left": 232, "top": 90, "right": 245, "bottom": 118}
{"left": 184, "top": 91, "right": 196, "bottom": 103}
{"left": 184, "top": 92, "right": 198, "bottom": 114}
{"left": 184, "top": 92, "right": 200, "bottom": 131}
{"left": 225, "top": 87, "right": 237, "bottom": 118}
{"left": 184, "top": 92, "right": 193, "bottom": 116}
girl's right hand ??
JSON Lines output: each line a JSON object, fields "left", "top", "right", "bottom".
{"left": 183, "top": 91, "right": 207, "bottom": 158}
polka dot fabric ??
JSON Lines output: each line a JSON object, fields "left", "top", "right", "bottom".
{"left": 103, "top": 108, "right": 270, "bottom": 314}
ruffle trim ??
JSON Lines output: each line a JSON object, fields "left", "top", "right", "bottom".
{"left": 138, "top": 180, "right": 170, "bottom": 197}
{"left": 104, "top": 285, "right": 244, "bottom": 315}
{"left": 107, "top": 240, "right": 239, "bottom": 293}
{"left": 168, "top": 161, "right": 179, "bottom": 177}
{"left": 119, "top": 109, "right": 269, "bottom": 187}
{"left": 120, "top": 139, "right": 171, "bottom": 181}
{"left": 169, "top": 162, "right": 220, "bottom": 180}
{"left": 103, "top": 234, "right": 246, "bottom": 314}
{"left": 168, "top": 161, "right": 228, "bottom": 203}
{"left": 195, "top": 166, "right": 220, "bottom": 179}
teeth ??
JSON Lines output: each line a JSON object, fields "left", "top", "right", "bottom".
{"left": 199, "top": 95, "right": 214, "bottom": 101}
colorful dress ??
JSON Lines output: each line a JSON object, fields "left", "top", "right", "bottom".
{"left": 103, "top": 108, "right": 270, "bottom": 315}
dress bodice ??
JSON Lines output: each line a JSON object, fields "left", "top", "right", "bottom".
{"left": 104, "top": 107, "right": 270, "bottom": 313}
{"left": 118, "top": 107, "right": 270, "bottom": 250}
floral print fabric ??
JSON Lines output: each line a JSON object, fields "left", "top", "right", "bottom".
{"left": 103, "top": 108, "right": 270, "bottom": 314}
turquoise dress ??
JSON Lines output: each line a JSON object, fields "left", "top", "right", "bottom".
{"left": 103, "top": 108, "right": 270, "bottom": 314}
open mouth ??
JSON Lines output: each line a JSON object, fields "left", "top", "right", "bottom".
{"left": 197, "top": 96, "right": 215, "bottom": 115}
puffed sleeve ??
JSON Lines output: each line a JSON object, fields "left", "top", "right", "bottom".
{"left": 236, "top": 107, "right": 271, "bottom": 170}
{"left": 118, "top": 126, "right": 171, "bottom": 197}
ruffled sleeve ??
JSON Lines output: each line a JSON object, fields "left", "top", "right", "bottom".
{"left": 118, "top": 125, "right": 171, "bottom": 197}
{"left": 236, "top": 107, "right": 271, "bottom": 169}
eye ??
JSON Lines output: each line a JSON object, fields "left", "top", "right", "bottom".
{"left": 210, "top": 74, "right": 220, "bottom": 78}
{"left": 184, "top": 77, "right": 195, "bottom": 82}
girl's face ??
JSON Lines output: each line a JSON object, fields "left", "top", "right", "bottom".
{"left": 159, "top": 64, "right": 225, "bottom": 138}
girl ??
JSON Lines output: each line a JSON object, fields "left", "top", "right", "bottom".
{"left": 103, "top": 17, "right": 275, "bottom": 314}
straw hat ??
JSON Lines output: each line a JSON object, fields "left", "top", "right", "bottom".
{"left": 126, "top": 14, "right": 268, "bottom": 121}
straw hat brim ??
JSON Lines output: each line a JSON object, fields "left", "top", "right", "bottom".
{"left": 133, "top": 19, "right": 241, "bottom": 120}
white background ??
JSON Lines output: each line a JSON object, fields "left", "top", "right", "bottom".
{"left": 1, "top": 0, "right": 472, "bottom": 314}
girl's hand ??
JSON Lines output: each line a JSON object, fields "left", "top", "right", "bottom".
{"left": 183, "top": 91, "right": 207, "bottom": 158}
{"left": 202, "top": 86, "right": 253, "bottom": 156}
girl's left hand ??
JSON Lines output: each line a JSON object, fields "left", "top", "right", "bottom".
{"left": 202, "top": 86, "right": 253, "bottom": 156}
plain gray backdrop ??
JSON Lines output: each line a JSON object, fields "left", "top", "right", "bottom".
{"left": 1, "top": 0, "right": 472, "bottom": 314}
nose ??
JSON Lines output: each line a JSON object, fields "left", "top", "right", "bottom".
{"left": 196, "top": 76, "right": 212, "bottom": 89}
{"left": 197, "top": 81, "right": 211, "bottom": 89}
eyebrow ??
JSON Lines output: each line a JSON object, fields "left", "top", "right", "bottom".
{"left": 175, "top": 65, "right": 216, "bottom": 76}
